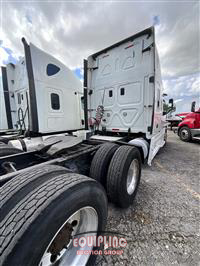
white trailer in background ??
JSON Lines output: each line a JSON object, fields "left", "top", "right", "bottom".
{"left": 0, "top": 27, "right": 169, "bottom": 266}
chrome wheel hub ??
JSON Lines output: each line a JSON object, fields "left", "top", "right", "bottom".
{"left": 127, "top": 159, "right": 139, "bottom": 195}
{"left": 39, "top": 207, "right": 98, "bottom": 266}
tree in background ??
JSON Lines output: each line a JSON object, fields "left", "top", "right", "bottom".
{"left": 163, "top": 102, "right": 176, "bottom": 117}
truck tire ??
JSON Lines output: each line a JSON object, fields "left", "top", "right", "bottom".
{"left": 0, "top": 146, "right": 23, "bottom": 157}
{"left": 0, "top": 173, "right": 107, "bottom": 266}
{"left": 107, "top": 145, "right": 141, "bottom": 208}
{"left": 90, "top": 143, "right": 119, "bottom": 188}
{"left": 0, "top": 165, "right": 69, "bottom": 222}
{"left": 179, "top": 126, "right": 191, "bottom": 142}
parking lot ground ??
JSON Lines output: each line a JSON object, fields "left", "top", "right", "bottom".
{"left": 96, "top": 130, "right": 200, "bottom": 265}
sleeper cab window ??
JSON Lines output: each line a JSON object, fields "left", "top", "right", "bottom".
{"left": 51, "top": 93, "right": 60, "bottom": 110}
{"left": 120, "top": 88, "right": 125, "bottom": 95}
{"left": 109, "top": 90, "right": 113, "bottom": 97}
{"left": 47, "top": 64, "right": 60, "bottom": 76}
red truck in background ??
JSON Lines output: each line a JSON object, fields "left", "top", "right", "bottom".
{"left": 176, "top": 112, "right": 190, "bottom": 119}
{"left": 178, "top": 101, "right": 200, "bottom": 142}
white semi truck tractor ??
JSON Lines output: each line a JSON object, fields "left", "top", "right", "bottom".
{"left": 0, "top": 26, "right": 167, "bottom": 266}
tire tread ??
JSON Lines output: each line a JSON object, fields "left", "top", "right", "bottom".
{"left": 0, "top": 146, "right": 23, "bottom": 157}
{"left": 0, "top": 165, "right": 68, "bottom": 221}
{"left": 0, "top": 173, "right": 95, "bottom": 259}
{"left": 107, "top": 145, "right": 141, "bottom": 207}
{"left": 90, "top": 143, "right": 119, "bottom": 187}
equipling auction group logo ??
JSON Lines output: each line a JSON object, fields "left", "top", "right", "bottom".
{"left": 73, "top": 232, "right": 128, "bottom": 256}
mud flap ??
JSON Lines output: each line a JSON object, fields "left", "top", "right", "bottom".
{"left": 147, "top": 127, "right": 165, "bottom": 165}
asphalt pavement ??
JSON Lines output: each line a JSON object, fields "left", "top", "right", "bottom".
{"left": 96, "top": 130, "right": 200, "bottom": 266}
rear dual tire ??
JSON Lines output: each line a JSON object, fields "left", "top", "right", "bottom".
{"left": 89, "top": 143, "right": 119, "bottom": 187}
{"left": 0, "top": 166, "right": 107, "bottom": 266}
{"left": 0, "top": 146, "right": 23, "bottom": 157}
{"left": 90, "top": 143, "right": 141, "bottom": 208}
{"left": 107, "top": 145, "right": 141, "bottom": 208}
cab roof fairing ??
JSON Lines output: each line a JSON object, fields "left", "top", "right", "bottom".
{"left": 90, "top": 26, "right": 154, "bottom": 61}
{"left": 22, "top": 38, "right": 83, "bottom": 93}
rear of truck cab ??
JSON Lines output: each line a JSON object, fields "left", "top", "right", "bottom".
{"left": 85, "top": 27, "right": 165, "bottom": 165}
{"left": 1, "top": 39, "right": 84, "bottom": 135}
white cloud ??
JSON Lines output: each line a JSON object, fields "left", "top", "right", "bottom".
{"left": 174, "top": 99, "right": 183, "bottom": 104}
{"left": 0, "top": 1, "right": 199, "bottom": 101}
{"left": 163, "top": 73, "right": 200, "bottom": 98}
{"left": 191, "top": 76, "right": 200, "bottom": 94}
{"left": 0, "top": 46, "right": 9, "bottom": 65}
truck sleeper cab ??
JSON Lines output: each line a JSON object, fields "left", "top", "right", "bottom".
{"left": 85, "top": 26, "right": 166, "bottom": 165}
{"left": 1, "top": 39, "right": 84, "bottom": 134}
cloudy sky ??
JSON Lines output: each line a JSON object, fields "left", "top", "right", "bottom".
{"left": 0, "top": 0, "right": 199, "bottom": 113}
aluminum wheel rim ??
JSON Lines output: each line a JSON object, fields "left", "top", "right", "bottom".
{"left": 127, "top": 159, "right": 139, "bottom": 195}
{"left": 181, "top": 129, "right": 188, "bottom": 139}
{"left": 39, "top": 206, "right": 98, "bottom": 266}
